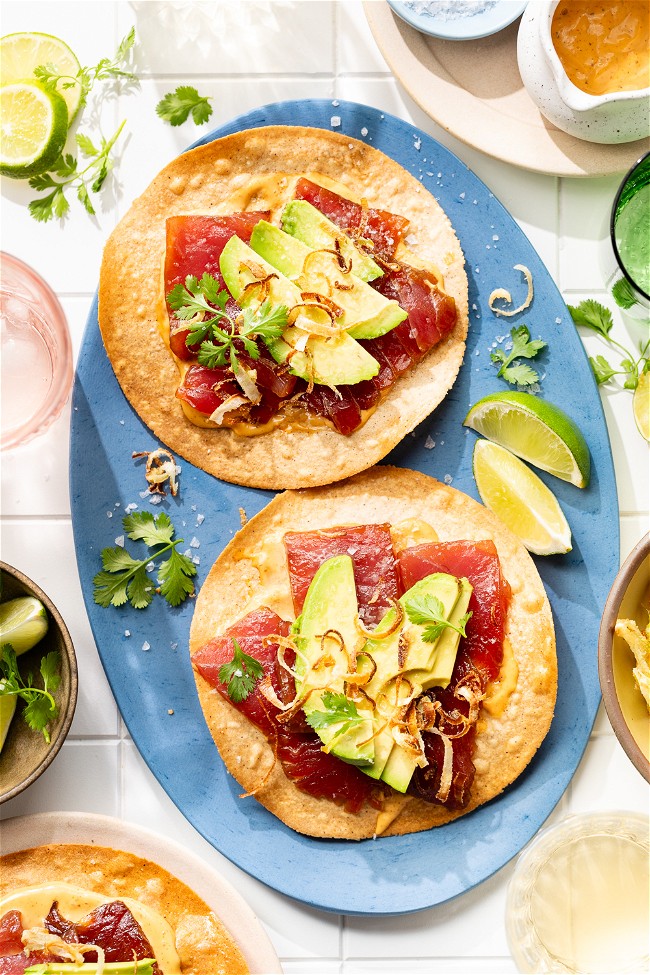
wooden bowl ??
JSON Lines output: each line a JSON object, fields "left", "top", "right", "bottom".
{"left": 598, "top": 534, "right": 650, "bottom": 783}
{"left": 0, "top": 562, "right": 77, "bottom": 802}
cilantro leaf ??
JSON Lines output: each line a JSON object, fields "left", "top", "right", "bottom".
{"left": 0, "top": 644, "right": 60, "bottom": 742}
{"left": 123, "top": 510, "right": 174, "bottom": 547}
{"left": 156, "top": 85, "right": 213, "bottom": 127}
{"left": 568, "top": 299, "right": 613, "bottom": 338}
{"left": 589, "top": 354, "right": 618, "bottom": 385}
{"left": 76, "top": 133, "right": 99, "bottom": 157}
{"left": 305, "top": 691, "right": 364, "bottom": 736}
{"left": 168, "top": 274, "right": 288, "bottom": 376}
{"left": 93, "top": 511, "right": 194, "bottom": 611}
{"left": 157, "top": 547, "right": 197, "bottom": 607}
{"left": 403, "top": 593, "right": 471, "bottom": 644}
{"left": 218, "top": 639, "right": 264, "bottom": 703}
{"left": 490, "top": 325, "right": 546, "bottom": 387}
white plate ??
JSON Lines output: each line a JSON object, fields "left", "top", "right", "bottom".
{"left": 0, "top": 811, "right": 282, "bottom": 975}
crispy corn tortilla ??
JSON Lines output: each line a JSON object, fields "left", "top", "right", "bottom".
{"left": 189, "top": 466, "right": 557, "bottom": 840}
{"left": 0, "top": 844, "right": 248, "bottom": 975}
{"left": 99, "top": 126, "right": 468, "bottom": 490}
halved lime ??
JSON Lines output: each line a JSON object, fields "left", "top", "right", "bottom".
{"left": 0, "top": 595, "right": 49, "bottom": 655}
{"left": 0, "top": 31, "right": 82, "bottom": 122}
{"left": 633, "top": 371, "right": 649, "bottom": 443}
{"left": 464, "top": 391, "right": 590, "bottom": 488}
{"left": 0, "top": 695, "right": 17, "bottom": 753}
{"left": 0, "top": 81, "right": 68, "bottom": 178}
{"left": 473, "top": 440, "right": 572, "bottom": 556}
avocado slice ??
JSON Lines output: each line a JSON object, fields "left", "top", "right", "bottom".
{"left": 358, "top": 572, "right": 472, "bottom": 791}
{"left": 249, "top": 221, "right": 407, "bottom": 340}
{"left": 295, "top": 555, "right": 374, "bottom": 767}
{"left": 219, "top": 235, "right": 380, "bottom": 386}
{"left": 282, "top": 199, "right": 383, "bottom": 282}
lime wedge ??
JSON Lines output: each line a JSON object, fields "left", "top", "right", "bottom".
{"left": 0, "top": 31, "right": 82, "bottom": 121}
{"left": 473, "top": 440, "right": 572, "bottom": 556}
{"left": 0, "top": 596, "right": 49, "bottom": 655}
{"left": 0, "top": 695, "right": 17, "bottom": 753}
{"left": 633, "top": 371, "right": 650, "bottom": 442}
{"left": 464, "top": 390, "right": 590, "bottom": 488}
{"left": 0, "top": 81, "right": 68, "bottom": 178}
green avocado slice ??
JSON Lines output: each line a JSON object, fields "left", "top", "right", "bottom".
{"left": 281, "top": 199, "right": 383, "bottom": 282}
{"left": 249, "top": 220, "right": 406, "bottom": 339}
{"left": 219, "top": 235, "right": 379, "bottom": 386}
{"left": 295, "top": 555, "right": 374, "bottom": 767}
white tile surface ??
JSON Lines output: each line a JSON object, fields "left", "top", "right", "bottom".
{"left": 1, "top": 3, "right": 648, "bottom": 973}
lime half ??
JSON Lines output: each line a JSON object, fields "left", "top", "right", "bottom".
{"left": 473, "top": 440, "right": 572, "bottom": 556}
{"left": 464, "top": 391, "right": 590, "bottom": 488}
{"left": 0, "top": 595, "right": 49, "bottom": 655}
{"left": 0, "top": 31, "right": 82, "bottom": 122}
{"left": 0, "top": 695, "right": 17, "bottom": 753}
{"left": 633, "top": 371, "right": 650, "bottom": 443}
{"left": 0, "top": 81, "right": 68, "bottom": 178}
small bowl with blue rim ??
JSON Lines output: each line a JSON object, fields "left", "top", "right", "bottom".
{"left": 387, "top": 0, "right": 529, "bottom": 41}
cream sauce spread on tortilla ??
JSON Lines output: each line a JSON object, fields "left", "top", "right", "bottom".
{"left": 0, "top": 883, "right": 181, "bottom": 972}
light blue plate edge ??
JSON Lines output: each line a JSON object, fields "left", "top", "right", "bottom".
{"left": 70, "top": 99, "right": 619, "bottom": 916}
{"left": 387, "top": 0, "right": 529, "bottom": 41}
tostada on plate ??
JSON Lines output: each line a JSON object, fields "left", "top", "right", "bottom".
{"left": 189, "top": 467, "right": 557, "bottom": 839}
{"left": 99, "top": 126, "right": 468, "bottom": 489}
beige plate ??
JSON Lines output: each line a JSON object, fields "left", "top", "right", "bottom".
{"left": 364, "top": 1, "right": 649, "bottom": 177}
{"left": 1, "top": 812, "right": 282, "bottom": 975}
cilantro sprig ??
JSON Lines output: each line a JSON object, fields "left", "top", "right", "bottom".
{"left": 490, "top": 325, "right": 547, "bottom": 387}
{"left": 404, "top": 593, "right": 472, "bottom": 644}
{"left": 218, "top": 639, "right": 264, "bottom": 703}
{"left": 568, "top": 298, "right": 650, "bottom": 390}
{"left": 305, "top": 691, "right": 365, "bottom": 738}
{"left": 156, "top": 85, "right": 213, "bottom": 126}
{"left": 167, "top": 273, "right": 288, "bottom": 373}
{"left": 28, "top": 120, "right": 126, "bottom": 222}
{"left": 93, "top": 511, "right": 196, "bottom": 610}
{"left": 35, "top": 28, "right": 137, "bottom": 110}
{"left": 0, "top": 645, "right": 60, "bottom": 742}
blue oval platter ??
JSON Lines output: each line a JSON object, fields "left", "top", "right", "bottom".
{"left": 70, "top": 100, "right": 618, "bottom": 915}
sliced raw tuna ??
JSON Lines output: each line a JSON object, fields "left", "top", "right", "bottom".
{"left": 45, "top": 901, "right": 159, "bottom": 969}
{"left": 294, "top": 178, "right": 410, "bottom": 259}
{"left": 398, "top": 540, "right": 510, "bottom": 684}
{"left": 192, "top": 609, "right": 376, "bottom": 810}
{"left": 192, "top": 608, "right": 290, "bottom": 738}
{"left": 283, "top": 524, "right": 400, "bottom": 627}
{"left": 300, "top": 385, "right": 362, "bottom": 436}
{"left": 374, "top": 264, "right": 457, "bottom": 355}
{"left": 175, "top": 364, "right": 241, "bottom": 417}
{"left": 165, "top": 212, "right": 270, "bottom": 294}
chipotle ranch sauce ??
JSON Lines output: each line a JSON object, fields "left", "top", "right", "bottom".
{"left": 551, "top": 1, "right": 650, "bottom": 96}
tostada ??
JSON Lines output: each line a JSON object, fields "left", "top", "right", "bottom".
{"left": 0, "top": 843, "right": 248, "bottom": 974}
{"left": 99, "top": 126, "right": 468, "bottom": 489}
{"left": 189, "top": 467, "right": 557, "bottom": 840}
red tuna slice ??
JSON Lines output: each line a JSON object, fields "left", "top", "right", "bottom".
{"left": 374, "top": 264, "right": 457, "bottom": 355}
{"left": 301, "top": 385, "right": 363, "bottom": 436}
{"left": 193, "top": 609, "right": 375, "bottom": 810}
{"left": 176, "top": 364, "right": 241, "bottom": 416}
{"left": 294, "top": 178, "right": 410, "bottom": 259}
{"left": 409, "top": 711, "right": 477, "bottom": 809}
{"left": 192, "top": 609, "right": 291, "bottom": 738}
{"left": 165, "top": 212, "right": 270, "bottom": 293}
{"left": 45, "top": 901, "right": 159, "bottom": 969}
{"left": 0, "top": 956, "right": 53, "bottom": 974}
{"left": 398, "top": 540, "right": 510, "bottom": 685}
{"left": 284, "top": 524, "right": 400, "bottom": 627}
{"left": 238, "top": 351, "right": 297, "bottom": 400}
{"left": 277, "top": 727, "right": 376, "bottom": 814}
{"left": 0, "top": 913, "right": 23, "bottom": 958}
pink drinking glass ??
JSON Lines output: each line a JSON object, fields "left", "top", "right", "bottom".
{"left": 1, "top": 253, "right": 73, "bottom": 449}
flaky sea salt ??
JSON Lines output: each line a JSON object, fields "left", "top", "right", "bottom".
{"left": 142, "top": 641, "right": 151, "bottom": 652}
{"left": 190, "top": 537, "right": 200, "bottom": 548}
{"left": 196, "top": 513, "right": 205, "bottom": 525}
{"left": 115, "top": 536, "right": 125, "bottom": 547}
{"left": 331, "top": 116, "right": 341, "bottom": 128}
{"left": 424, "top": 436, "right": 435, "bottom": 449}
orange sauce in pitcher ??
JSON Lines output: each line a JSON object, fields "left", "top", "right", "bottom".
{"left": 551, "top": 1, "right": 650, "bottom": 95}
